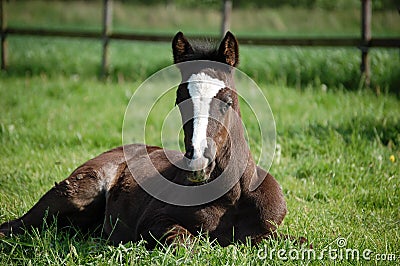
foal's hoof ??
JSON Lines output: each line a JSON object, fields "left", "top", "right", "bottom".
{"left": 0, "top": 222, "right": 15, "bottom": 238}
{"left": 280, "top": 234, "right": 312, "bottom": 249}
{"left": 297, "top": 236, "right": 313, "bottom": 249}
{"left": 0, "top": 228, "right": 8, "bottom": 238}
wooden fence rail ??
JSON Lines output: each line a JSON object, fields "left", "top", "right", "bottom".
{"left": 1, "top": 0, "right": 399, "bottom": 84}
{"left": 5, "top": 27, "right": 400, "bottom": 48}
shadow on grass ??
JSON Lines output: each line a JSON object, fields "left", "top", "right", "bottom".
{"left": 2, "top": 52, "right": 399, "bottom": 95}
{"left": 1, "top": 59, "right": 172, "bottom": 83}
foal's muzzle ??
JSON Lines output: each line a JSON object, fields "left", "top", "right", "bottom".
{"left": 184, "top": 140, "right": 216, "bottom": 182}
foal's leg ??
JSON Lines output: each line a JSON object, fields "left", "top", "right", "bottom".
{"left": 0, "top": 167, "right": 111, "bottom": 236}
{"left": 252, "top": 232, "right": 309, "bottom": 247}
{"left": 246, "top": 168, "right": 309, "bottom": 247}
{"left": 141, "top": 223, "right": 195, "bottom": 249}
{"left": 103, "top": 168, "right": 195, "bottom": 248}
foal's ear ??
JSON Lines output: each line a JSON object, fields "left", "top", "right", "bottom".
{"left": 218, "top": 31, "right": 239, "bottom": 67}
{"left": 172, "top": 31, "right": 194, "bottom": 64}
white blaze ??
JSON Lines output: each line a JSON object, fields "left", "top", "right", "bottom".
{"left": 187, "top": 73, "right": 225, "bottom": 166}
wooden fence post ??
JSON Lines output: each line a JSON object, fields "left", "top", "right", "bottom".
{"left": 221, "top": 0, "right": 232, "bottom": 37}
{"left": 1, "top": 0, "right": 7, "bottom": 70}
{"left": 101, "top": 0, "right": 112, "bottom": 77}
{"left": 361, "top": 0, "right": 371, "bottom": 87}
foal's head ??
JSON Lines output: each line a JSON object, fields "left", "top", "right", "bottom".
{"left": 172, "top": 31, "right": 243, "bottom": 183}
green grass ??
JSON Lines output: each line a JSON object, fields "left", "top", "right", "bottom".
{"left": 4, "top": 1, "right": 400, "bottom": 37}
{"left": 1, "top": 34, "right": 399, "bottom": 264}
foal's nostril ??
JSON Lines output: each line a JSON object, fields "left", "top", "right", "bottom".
{"left": 185, "top": 145, "right": 195, "bottom": 160}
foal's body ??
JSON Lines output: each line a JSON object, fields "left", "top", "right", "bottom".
{"left": 0, "top": 32, "right": 290, "bottom": 248}
{"left": 1, "top": 144, "right": 285, "bottom": 247}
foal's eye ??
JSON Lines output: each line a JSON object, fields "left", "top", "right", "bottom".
{"left": 221, "top": 99, "right": 233, "bottom": 114}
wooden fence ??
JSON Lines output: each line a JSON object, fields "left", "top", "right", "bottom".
{"left": 1, "top": 0, "right": 399, "bottom": 85}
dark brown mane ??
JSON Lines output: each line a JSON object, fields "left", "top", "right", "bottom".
{"left": 176, "top": 40, "right": 220, "bottom": 62}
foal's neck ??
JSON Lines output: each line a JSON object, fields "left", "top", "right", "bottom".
{"left": 214, "top": 107, "right": 257, "bottom": 194}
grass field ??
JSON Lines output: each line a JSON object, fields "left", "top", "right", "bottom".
{"left": 1, "top": 1, "right": 400, "bottom": 265}
{"left": 1, "top": 36, "right": 399, "bottom": 265}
